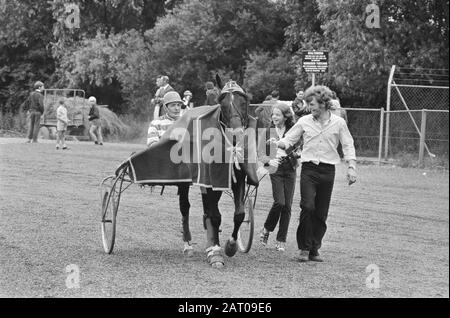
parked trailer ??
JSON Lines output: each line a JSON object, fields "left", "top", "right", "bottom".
{"left": 39, "top": 89, "right": 89, "bottom": 140}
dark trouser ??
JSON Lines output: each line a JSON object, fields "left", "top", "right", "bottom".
{"left": 297, "top": 162, "right": 335, "bottom": 254}
{"left": 177, "top": 183, "right": 191, "bottom": 242}
{"left": 27, "top": 111, "right": 41, "bottom": 142}
{"left": 264, "top": 161, "right": 297, "bottom": 243}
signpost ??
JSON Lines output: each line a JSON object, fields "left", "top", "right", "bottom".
{"left": 301, "top": 50, "right": 329, "bottom": 86}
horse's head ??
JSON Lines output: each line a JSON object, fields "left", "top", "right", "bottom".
{"left": 216, "top": 76, "right": 249, "bottom": 132}
{"left": 215, "top": 74, "right": 258, "bottom": 187}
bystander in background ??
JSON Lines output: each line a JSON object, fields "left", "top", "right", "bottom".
{"left": 24, "top": 81, "right": 45, "bottom": 144}
{"left": 88, "top": 96, "right": 103, "bottom": 146}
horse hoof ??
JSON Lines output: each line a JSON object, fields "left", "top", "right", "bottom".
{"left": 224, "top": 238, "right": 237, "bottom": 257}
{"left": 211, "top": 261, "right": 224, "bottom": 269}
{"left": 206, "top": 246, "right": 225, "bottom": 268}
{"left": 183, "top": 243, "right": 194, "bottom": 258}
{"left": 183, "top": 248, "right": 194, "bottom": 258}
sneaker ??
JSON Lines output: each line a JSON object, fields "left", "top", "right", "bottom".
{"left": 297, "top": 250, "right": 309, "bottom": 262}
{"left": 94, "top": 141, "right": 98, "bottom": 145}
{"left": 309, "top": 251, "right": 324, "bottom": 262}
{"left": 99, "top": 143, "right": 103, "bottom": 146}
{"left": 275, "top": 241, "right": 286, "bottom": 252}
{"left": 260, "top": 228, "right": 269, "bottom": 246}
{"left": 62, "top": 146, "right": 70, "bottom": 150}
{"left": 56, "top": 145, "right": 60, "bottom": 150}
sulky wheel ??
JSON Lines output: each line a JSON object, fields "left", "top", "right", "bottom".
{"left": 237, "top": 196, "right": 254, "bottom": 253}
{"left": 100, "top": 175, "right": 120, "bottom": 254}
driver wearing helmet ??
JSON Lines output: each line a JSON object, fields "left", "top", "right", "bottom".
{"left": 146, "top": 91, "right": 193, "bottom": 255}
{"left": 147, "top": 91, "right": 183, "bottom": 147}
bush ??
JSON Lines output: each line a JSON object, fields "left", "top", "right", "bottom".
{"left": 116, "top": 114, "right": 148, "bottom": 144}
{"left": 0, "top": 112, "right": 27, "bottom": 134}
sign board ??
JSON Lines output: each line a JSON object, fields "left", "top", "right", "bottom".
{"left": 301, "top": 51, "right": 329, "bottom": 73}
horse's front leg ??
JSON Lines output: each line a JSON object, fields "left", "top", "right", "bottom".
{"left": 224, "top": 169, "right": 246, "bottom": 257}
{"left": 202, "top": 188, "right": 224, "bottom": 268}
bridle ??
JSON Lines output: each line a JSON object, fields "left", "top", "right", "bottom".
{"left": 218, "top": 81, "right": 249, "bottom": 130}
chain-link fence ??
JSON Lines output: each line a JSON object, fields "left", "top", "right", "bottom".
{"left": 385, "top": 109, "right": 449, "bottom": 163}
{"left": 384, "top": 66, "right": 449, "bottom": 166}
{"left": 250, "top": 103, "right": 448, "bottom": 166}
{"left": 345, "top": 108, "right": 448, "bottom": 166}
{"left": 391, "top": 85, "right": 449, "bottom": 111}
{"left": 344, "top": 108, "right": 383, "bottom": 159}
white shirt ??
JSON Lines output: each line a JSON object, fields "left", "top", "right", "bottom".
{"left": 57, "top": 105, "right": 68, "bottom": 124}
{"left": 280, "top": 113, "right": 356, "bottom": 165}
{"left": 275, "top": 126, "right": 287, "bottom": 158}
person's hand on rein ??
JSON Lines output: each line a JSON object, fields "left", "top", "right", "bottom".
{"left": 267, "top": 137, "right": 278, "bottom": 145}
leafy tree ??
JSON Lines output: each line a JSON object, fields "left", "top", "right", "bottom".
{"left": 57, "top": 30, "right": 155, "bottom": 115}
{"left": 285, "top": 0, "right": 449, "bottom": 107}
{"left": 146, "top": 0, "right": 289, "bottom": 105}
{"left": 0, "top": 0, "right": 55, "bottom": 114}
{"left": 49, "top": 0, "right": 169, "bottom": 115}
{"left": 244, "top": 51, "right": 296, "bottom": 102}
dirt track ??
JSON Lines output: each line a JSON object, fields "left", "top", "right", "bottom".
{"left": 0, "top": 138, "right": 448, "bottom": 298}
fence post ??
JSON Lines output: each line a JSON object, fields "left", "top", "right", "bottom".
{"left": 384, "top": 65, "right": 396, "bottom": 160}
{"left": 378, "top": 108, "right": 385, "bottom": 164}
{"left": 418, "top": 109, "right": 427, "bottom": 166}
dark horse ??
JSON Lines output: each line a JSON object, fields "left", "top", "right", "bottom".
{"left": 199, "top": 75, "right": 259, "bottom": 268}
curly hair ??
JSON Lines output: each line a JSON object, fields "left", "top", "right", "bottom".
{"left": 271, "top": 102, "right": 295, "bottom": 130}
{"left": 304, "top": 85, "right": 333, "bottom": 110}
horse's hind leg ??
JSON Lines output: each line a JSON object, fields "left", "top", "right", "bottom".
{"left": 178, "top": 184, "right": 193, "bottom": 256}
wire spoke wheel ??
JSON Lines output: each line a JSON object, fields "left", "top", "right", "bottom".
{"left": 100, "top": 176, "right": 119, "bottom": 254}
{"left": 237, "top": 196, "right": 254, "bottom": 253}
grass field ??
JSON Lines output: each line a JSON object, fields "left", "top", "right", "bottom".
{"left": 0, "top": 138, "right": 448, "bottom": 298}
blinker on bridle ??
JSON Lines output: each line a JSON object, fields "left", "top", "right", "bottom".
{"left": 219, "top": 81, "right": 248, "bottom": 129}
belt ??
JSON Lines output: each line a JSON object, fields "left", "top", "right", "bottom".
{"left": 303, "top": 161, "right": 335, "bottom": 168}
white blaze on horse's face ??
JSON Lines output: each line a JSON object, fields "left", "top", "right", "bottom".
{"left": 224, "top": 92, "right": 246, "bottom": 132}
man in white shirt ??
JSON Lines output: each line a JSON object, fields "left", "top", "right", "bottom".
{"left": 271, "top": 85, "right": 357, "bottom": 262}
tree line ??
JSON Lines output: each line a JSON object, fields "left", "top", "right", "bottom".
{"left": 1, "top": 0, "right": 448, "bottom": 117}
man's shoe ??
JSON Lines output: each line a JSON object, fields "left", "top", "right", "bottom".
{"left": 94, "top": 141, "right": 98, "bottom": 145}
{"left": 62, "top": 146, "right": 69, "bottom": 150}
{"left": 297, "top": 250, "right": 309, "bottom": 262}
{"left": 56, "top": 145, "right": 60, "bottom": 150}
{"left": 309, "top": 251, "right": 324, "bottom": 262}
{"left": 260, "top": 228, "right": 269, "bottom": 246}
{"left": 275, "top": 241, "right": 286, "bottom": 252}
{"left": 99, "top": 143, "right": 103, "bottom": 146}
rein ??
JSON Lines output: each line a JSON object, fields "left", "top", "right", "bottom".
{"left": 218, "top": 82, "right": 249, "bottom": 184}
{"left": 221, "top": 81, "right": 248, "bottom": 130}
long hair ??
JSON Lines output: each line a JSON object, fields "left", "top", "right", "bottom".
{"left": 271, "top": 102, "right": 295, "bottom": 131}
{"left": 304, "top": 85, "right": 333, "bottom": 110}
